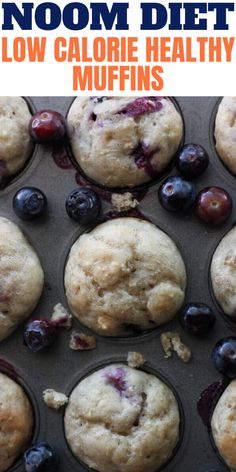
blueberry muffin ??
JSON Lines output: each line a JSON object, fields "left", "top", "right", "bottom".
{"left": 0, "top": 372, "right": 33, "bottom": 472}
{"left": 64, "top": 364, "right": 180, "bottom": 472}
{"left": 0, "top": 97, "right": 33, "bottom": 185}
{"left": 64, "top": 217, "right": 186, "bottom": 336}
{"left": 0, "top": 217, "right": 44, "bottom": 341}
{"left": 211, "top": 227, "right": 236, "bottom": 316}
{"left": 67, "top": 96, "right": 183, "bottom": 188}
{"left": 211, "top": 380, "right": 236, "bottom": 470}
{"left": 215, "top": 97, "right": 236, "bottom": 175}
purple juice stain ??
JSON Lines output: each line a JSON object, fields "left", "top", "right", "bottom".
{"left": 132, "top": 141, "right": 160, "bottom": 179}
{"left": 104, "top": 208, "right": 151, "bottom": 223}
{"left": 197, "top": 380, "right": 226, "bottom": 428}
{"left": 0, "top": 358, "right": 17, "bottom": 380}
{"left": 105, "top": 367, "right": 126, "bottom": 394}
{"left": 118, "top": 97, "right": 163, "bottom": 118}
{"left": 0, "top": 160, "right": 10, "bottom": 189}
{"left": 52, "top": 144, "right": 74, "bottom": 170}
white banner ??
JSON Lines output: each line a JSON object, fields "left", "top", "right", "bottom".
{"left": 0, "top": 0, "right": 235, "bottom": 95}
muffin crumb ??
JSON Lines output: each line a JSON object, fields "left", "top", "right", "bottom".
{"left": 43, "top": 389, "right": 68, "bottom": 410}
{"left": 69, "top": 331, "right": 97, "bottom": 350}
{"left": 161, "top": 332, "right": 191, "bottom": 363}
{"left": 51, "top": 303, "right": 72, "bottom": 329}
{"left": 127, "top": 351, "right": 145, "bottom": 368}
{"left": 111, "top": 192, "right": 138, "bottom": 212}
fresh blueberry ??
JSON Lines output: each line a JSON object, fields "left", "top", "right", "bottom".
{"left": 65, "top": 187, "right": 101, "bottom": 224}
{"left": 176, "top": 143, "right": 209, "bottom": 179}
{"left": 23, "top": 319, "right": 57, "bottom": 352}
{"left": 158, "top": 176, "right": 196, "bottom": 212}
{"left": 212, "top": 337, "right": 236, "bottom": 378}
{"left": 13, "top": 187, "right": 47, "bottom": 220}
{"left": 196, "top": 186, "right": 232, "bottom": 225}
{"left": 29, "top": 110, "right": 66, "bottom": 144}
{"left": 179, "top": 303, "right": 215, "bottom": 335}
{"left": 23, "top": 442, "right": 58, "bottom": 472}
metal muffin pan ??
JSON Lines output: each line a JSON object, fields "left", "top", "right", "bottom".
{"left": 0, "top": 96, "right": 234, "bottom": 472}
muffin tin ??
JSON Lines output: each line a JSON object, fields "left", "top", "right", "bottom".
{"left": 0, "top": 96, "right": 234, "bottom": 472}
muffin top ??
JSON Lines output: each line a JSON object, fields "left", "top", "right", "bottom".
{"left": 215, "top": 97, "right": 236, "bottom": 175}
{"left": 0, "top": 217, "right": 44, "bottom": 341}
{"left": 64, "top": 364, "right": 180, "bottom": 472}
{"left": 0, "top": 97, "right": 33, "bottom": 183}
{"left": 211, "top": 380, "right": 236, "bottom": 471}
{"left": 211, "top": 226, "right": 236, "bottom": 317}
{"left": 0, "top": 372, "right": 33, "bottom": 472}
{"left": 64, "top": 217, "right": 186, "bottom": 336}
{"left": 67, "top": 96, "right": 183, "bottom": 188}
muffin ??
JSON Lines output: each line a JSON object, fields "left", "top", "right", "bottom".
{"left": 0, "top": 372, "right": 33, "bottom": 472}
{"left": 0, "top": 97, "right": 33, "bottom": 185}
{"left": 67, "top": 96, "right": 183, "bottom": 188}
{"left": 211, "top": 380, "right": 236, "bottom": 470}
{"left": 215, "top": 97, "right": 236, "bottom": 175}
{"left": 64, "top": 364, "right": 180, "bottom": 472}
{"left": 0, "top": 217, "right": 44, "bottom": 341}
{"left": 64, "top": 217, "right": 186, "bottom": 336}
{"left": 211, "top": 227, "right": 236, "bottom": 317}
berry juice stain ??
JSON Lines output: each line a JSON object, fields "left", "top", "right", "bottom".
{"left": 0, "top": 358, "right": 17, "bottom": 380}
{"left": 52, "top": 143, "right": 74, "bottom": 170}
{"left": 197, "top": 380, "right": 226, "bottom": 428}
{"left": 0, "top": 160, "right": 10, "bottom": 189}
{"left": 104, "top": 208, "right": 151, "bottom": 223}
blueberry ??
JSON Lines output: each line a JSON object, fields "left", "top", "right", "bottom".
{"left": 118, "top": 97, "right": 163, "bottom": 117}
{"left": 13, "top": 187, "right": 47, "bottom": 220}
{"left": 23, "top": 442, "right": 58, "bottom": 472}
{"left": 29, "top": 110, "right": 66, "bottom": 144}
{"left": 179, "top": 303, "right": 215, "bottom": 336}
{"left": 196, "top": 186, "right": 232, "bottom": 225}
{"left": 65, "top": 187, "right": 101, "bottom": 224}
{"left": 158, "top": 176, "right": 196, "bottom": 213}
{"left": 176, "top": 144, "right": 209, "bottom": 179}
{"left": 212, "top": 337, "right": 236, "bottom": 378}
{"left": 23, "top": 319, "right": 57, "bottom": 352}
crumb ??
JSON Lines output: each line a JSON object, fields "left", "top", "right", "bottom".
{"left": 43, "top": 389, "right": 68, "bottom": 410}
{"left": 127, "top": 351, "right": 145, "bottom": 368}
{"left": 69, "top": 331, "right": 97, "bottom": 350}
{"left": 161, "top": 332, "right": 191, "bottom": 363}
{"left": 111, "top": 192, "right": 138, "bottom": 212}
{"left": 51, "top": 303, "right": 72, "bottom": 329}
